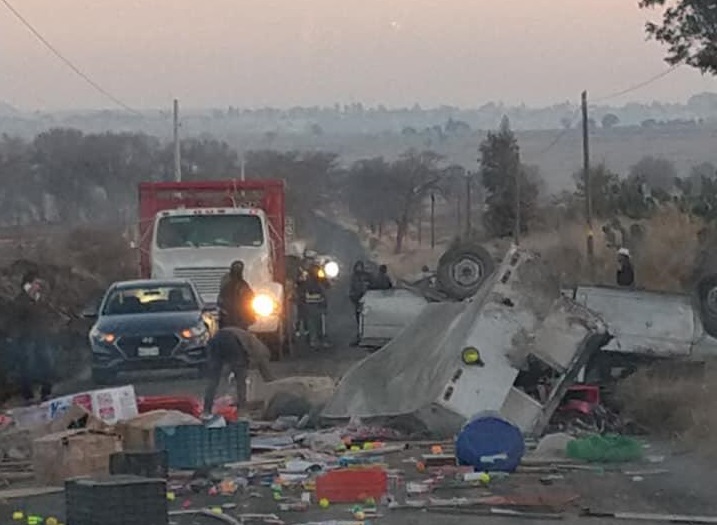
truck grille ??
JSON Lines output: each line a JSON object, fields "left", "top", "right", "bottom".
{"left": 173, "top": 267, "right": 226, "bottom": 300}
{"left": 118, "top": 335, "right": 179, "bottom": 358}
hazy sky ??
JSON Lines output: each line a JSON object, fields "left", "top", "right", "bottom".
{"left": 3, "top": 0, "right": 717, "bottom": 111}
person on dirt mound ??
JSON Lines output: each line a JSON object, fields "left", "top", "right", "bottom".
{"left": 11, "top": 272, "right": 54, "bottom": 403}
{"left": 297, "top": 262, "right": 330, "bottom": 350}
{"left": 616, "top": 248, "right": 635, "bottom": 288}
{"left": 218, "top": 260, "right": 256, "bottom": 330}
{"left": 349, "top": 260, "right": 371, "bottom": 345}
{"left": 202, "top": 326, "right": 274, "bottom": 418}
{"left": 369, "top": 264, "right": 393, "bottom": 290}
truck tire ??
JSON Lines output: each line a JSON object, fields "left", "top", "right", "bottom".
{"left": 697, "top": 274, "right": 717, "bottom": 338}
{"left": 436, "top": 243, "right": 495, "bottom": 300}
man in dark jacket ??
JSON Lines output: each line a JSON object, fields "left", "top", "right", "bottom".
{"left": 217, "top": 260, "right": 256, "bottom": 329}
{"left": 202, "top": 326, "right": 274, "bottom": 416}
{"left": 349, "top": 261, "right": 371, "bottom": 345}
{"left": 370, "top": 264, "right": 393, "bottom": 290}
{"left": 12, "top": 273, "right": 53, "bottom": 402}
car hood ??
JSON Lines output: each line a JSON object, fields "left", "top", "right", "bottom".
{"left": 94, "top": 311, "right": 202, "bottom": 336}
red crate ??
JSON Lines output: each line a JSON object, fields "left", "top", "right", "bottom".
{"left": 316, "top": 468, "right": 388, "bottom": 503}
{"left": 137, "top": 396, "right": 202, "bottom": 417}
{"left": 137, "top": 395, "right": 238, "bottom": 422}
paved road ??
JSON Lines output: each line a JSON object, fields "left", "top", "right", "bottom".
{"left": 56, "top": 213, "right": 370, "bottom": 399}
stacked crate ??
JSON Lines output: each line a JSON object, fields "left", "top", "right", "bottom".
{"left": 66, "top": 475, "right": 167, "bottom": 525}
{"left": 153, "top": 420, "right": 251, "bottom": 469}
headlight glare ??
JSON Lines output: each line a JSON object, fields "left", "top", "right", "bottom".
{"left": 324, "top": 261, "right": 340, "bottom": 279}
{"left": 252, "top": 294, "right": 276, "bottom": 317}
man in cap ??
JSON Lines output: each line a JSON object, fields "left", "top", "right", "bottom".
{"left": 616, "top": 247, "right": 635, "bottom": 288}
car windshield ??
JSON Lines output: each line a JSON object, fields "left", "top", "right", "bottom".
{"left": 103, "top": 284, "right": 199, "bottom": 315}
{"left": 156, "top": 214, "right": 264, "bottom": 248}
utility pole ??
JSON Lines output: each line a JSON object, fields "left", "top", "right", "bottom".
{"left": 465, "top": 175, "right": 472, "bottom": 238}
{"left": 173, "top": 99, "right": 181, "bottom": 182}
{"left": 514, "top": 168, "right": 521, "bottom": 246}
{"left": 582, "top": 91, "right": 594, "bottom": 272}
{"left": 430, "top": 192, "right": 436, "bottom": 249}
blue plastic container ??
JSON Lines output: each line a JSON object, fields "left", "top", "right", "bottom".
{"left": 455, "top": 413, "right": 525, "bottom": 472}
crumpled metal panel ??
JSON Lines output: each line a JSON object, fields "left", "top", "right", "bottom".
{"left": 323, "top": 247, "right": 608, "bottom": 436}
{"left": 572, "top": 286, "right": 694, "bottom": 357}
{"left": 359, "top": 289, "right": 428, "bottom": 346}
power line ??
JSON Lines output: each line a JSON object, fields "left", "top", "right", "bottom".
{"left": 0, "top": 0, "right": 141, "bottom": 115}
{"left": 593, "top": 65, "right": 680, "bottom": 104}
{"left": 536, "top": 65, "right": 680, "bottom": 156}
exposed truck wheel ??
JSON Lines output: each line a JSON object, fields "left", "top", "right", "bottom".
{"left": 697, "top": 274, "right": 717, "bottom": 338}
{"left": 436, "top": 243, "right": 495, "bottom": 300}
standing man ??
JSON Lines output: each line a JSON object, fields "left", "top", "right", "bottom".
{"left": 202, "top": 326, "right": 274, "bottom": 417}
{"left": 349, "top": 261, "right": 370, "bottom": 346}
{"left": 12, "top": 272, "right": 54, "bottom": 403}
{"left": 218, "top": 260, "right": 256, "bottom": 330}
{"left": 370, "top": 264, "right": 393, "bottom": 290}
{"left": 616, "top": 248, "right": 635, "bottom": 288}
{"left": 297, "top": 263, "right": 330, "bottom": 349}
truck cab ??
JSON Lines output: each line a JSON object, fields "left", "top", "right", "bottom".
{"left": 138, "top": 180, "right": 290, "bottom": 359}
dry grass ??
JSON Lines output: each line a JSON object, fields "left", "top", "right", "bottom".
{"left": 357, "top": 206, "right": 705, "bottom": 292}
{"left": 618, "top": 363, "right": 717, "bottom": 452}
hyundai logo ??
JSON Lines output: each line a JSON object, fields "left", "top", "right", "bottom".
{"left": 142, "top": 337, "right": 154, "bottom": 344}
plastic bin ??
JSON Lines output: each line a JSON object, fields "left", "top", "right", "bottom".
{"left": 316, "top": 467, "right": 388, "bottom": 503}
{"left": 136, "top": 396, "right": 202, "bottom": 417}
{"left": 66, "top": 475, "right": 167, "bottom": 525}
{"left": 110, "top": 450, "right": 169, "bottom": 479}
{"left": 153, "top": 421, "right": 251, "bottom": 469}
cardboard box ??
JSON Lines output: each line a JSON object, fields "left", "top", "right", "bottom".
{"left": 42, "top": 385, "right": 138, "bottom": 425}
{"left": 32, "top": 429, "right": 123, "bottom": 485}
{"left": 117, "top": 410, "right": 201, "bottom": 451}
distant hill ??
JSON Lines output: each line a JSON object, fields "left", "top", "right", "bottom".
{"left": 0, "top": 101, "right": 19, "bottom": 117}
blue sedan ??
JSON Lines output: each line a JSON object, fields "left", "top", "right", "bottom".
{"left": 87, "top": 279, "right": 218, "bottom": 384}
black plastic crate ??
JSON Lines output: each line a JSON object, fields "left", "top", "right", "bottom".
{"left": 110, "top": 450, "right": 169, "bottom": 479}
{"left": 66, "top": 475, "right": 167, "bottom": 525}
{"left": 153, "top": 421, "right": 250, "bottom": 469}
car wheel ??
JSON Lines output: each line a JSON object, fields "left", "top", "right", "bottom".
{"left": 436, "top": 243, "right": 496, "bottom": 300}
{"left": 92, "top": 368, "right": 117, "bottom": 385}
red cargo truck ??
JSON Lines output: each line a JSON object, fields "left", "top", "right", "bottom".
{"left": 138, "top": 179, "right": 291, "bottom": 358}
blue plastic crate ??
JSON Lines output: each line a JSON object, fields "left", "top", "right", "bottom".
{"left": 154, "top": 421, "right": 250, "bottom": 469}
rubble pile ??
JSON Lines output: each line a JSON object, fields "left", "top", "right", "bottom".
{"left": 0, "top": 386, "right": 681, "bottom": 525}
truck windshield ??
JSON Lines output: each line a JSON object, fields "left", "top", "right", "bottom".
{"left": 103, "top": 284, "right": 199, "bottom": 315}
{"left": 156, "top": 214, "right": 264, "bottom": 248}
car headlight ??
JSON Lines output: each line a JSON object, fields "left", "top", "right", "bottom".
{"left": 180, "top": 322, "right": 207, "bottom": 339}
{"left": 324, "top": 261, "right": 339, "bottom": 279}
{"left": 90, "top": 327, "right": 116, "bottom": 344}
{"left": 252, "top": 294, "right": 276, "bottom": 317}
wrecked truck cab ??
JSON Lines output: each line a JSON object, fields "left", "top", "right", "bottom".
{"left": 358, "top": 243, "right": 497, "bottom": 348}
{"left": 323, "top": 246, "right": 610, "bottom": 438}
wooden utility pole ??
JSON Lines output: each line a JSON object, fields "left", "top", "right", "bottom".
{"left": 430, "top": 192, "right": 436, "bottom": 249}
{"left": 582, "top": 91, "right": 594, "bottom": 271}
{"left": 514, "top": 167, "right": 521, "bottom": 246}
{"left": 173, "top": 99, "right": 181, "bottom": 182}
{"left": 465, "top": 175, "right": 472, "bottom": 238}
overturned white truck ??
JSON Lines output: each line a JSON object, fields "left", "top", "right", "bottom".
{"left": 323, "top": 246, "right": 610, "bottom": 437}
